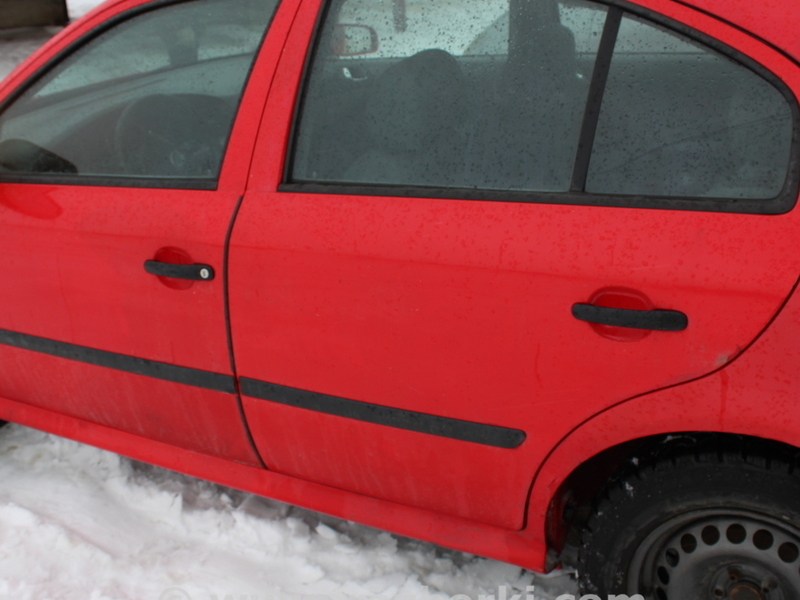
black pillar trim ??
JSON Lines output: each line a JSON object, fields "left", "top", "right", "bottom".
{"left": 570, "top": 6, "right": 623, "bottom": 192}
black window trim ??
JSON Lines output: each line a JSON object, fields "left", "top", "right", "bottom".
{"left": 0, "top": 0, "right": 277, "bottom": 191}
{"left": 570, "top": 6, "right": 622, "bottom": 192}
{"left": 281, "top": 0, "right": 800, "bottom": 216}
{"left": 280, "top": 0, "right": 335, "bottom": 189}
{"left": 0, "top": 173, "right": 219, "bottom": 190}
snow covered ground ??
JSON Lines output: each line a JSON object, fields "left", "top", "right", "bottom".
{"left": 0, "top": 2, "right": 579, "bottom": 599}
{"left": 0, "top": 425, "right": 577, "bottom": 600}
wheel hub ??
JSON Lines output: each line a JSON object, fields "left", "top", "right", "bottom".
{"left": 728, "top": 581, "right": 764, "bottom": 600}
{"left": 628, "top": 510, "right": 800, "bottom": 600}
{"left": 709, "top": 566, "right": 770, "bottom": 600}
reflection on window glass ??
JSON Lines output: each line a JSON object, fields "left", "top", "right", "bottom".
{"left": 292, "top": 0, "right": 607, "bottom": 192}
{"left": 36, "top": 2, "right": 269, "bottom": 97}
{"left": 338, "top": 0, "right": 509, "bottom": 58}
{"left": 587, "top": 16, "right": 793, "bottom": 199}
{"left": 0, "top": 0, "right": 278, "bottom": 182}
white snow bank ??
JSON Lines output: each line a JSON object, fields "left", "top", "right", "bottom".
{"left": 69, "top": 0, "right": 107, "bottom": 19}
{"left": 0, "top": 425, "right": 577, "bottom": 599}
{"left": 69, "top": 0, "right": 107, "bottom": 20}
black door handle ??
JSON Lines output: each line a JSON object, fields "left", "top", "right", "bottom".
{"left": 144, "top": 260, "right": 215, "bottom": 281}
{"left": 572, "top": 303, "right": 688, "bottom": 331}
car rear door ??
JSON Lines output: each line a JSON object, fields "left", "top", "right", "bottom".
{"left": 228, "top": 0, "right": 800, "bottom": 528}
{"left": 0, "top": 0, "right": 293, "bottom": 462}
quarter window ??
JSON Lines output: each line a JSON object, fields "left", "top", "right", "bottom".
{"left": 292, "top": 0, "right": 607, "bottom": 191}
{"left": 586, "top": 15, "right": 794, "bottom": 199}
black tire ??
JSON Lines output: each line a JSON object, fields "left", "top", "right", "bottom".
{"left": 578, "top": 444, "right": 800, "bottom": 600}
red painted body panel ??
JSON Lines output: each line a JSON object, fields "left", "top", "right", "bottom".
{"left": 0, "top": 182, "right": 264, "bottom": 461}
{"left": 0, "top": 0, "right": 800, "bottom": 576}
{"left": 0, "top": 184, "right": 236, "bottom": 370}
{"left": 229, "top": 191, "right": 800, "bottom": 528}
{"left": 528, "top": 271, "right": 800, "bottom": 561}
{"left": 678, "top": 0, "right": 800, "bottom": 64}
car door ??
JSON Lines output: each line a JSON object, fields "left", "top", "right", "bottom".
{"left": 0, "top": 0, "right": 290, "bottom": 463}
{"left": 228, "top": 0, "right": 800, "bottom": 528}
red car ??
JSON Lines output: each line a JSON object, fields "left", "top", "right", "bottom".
{"left": 1, "top": 0, "right": 798, "bottom": 597}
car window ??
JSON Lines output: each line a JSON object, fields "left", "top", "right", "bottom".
{"left": 291, "top": 0, "right": 607, "bottom": 191}
{"left": 586, "top": 15, "right": 794, "bottom": 199}
{"left": 291, "top": 0, "right": 796, "bottom": 209}
{"left": 0, "top": 0, "right": 279, "bottom": 184}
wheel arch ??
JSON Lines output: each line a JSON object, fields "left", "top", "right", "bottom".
{"left": 527, "top": 369, "right": 800, "bottom": 569}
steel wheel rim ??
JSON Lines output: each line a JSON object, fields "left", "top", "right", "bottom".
{"left": 628, "top": 509, "right": 800, "bottom": 600}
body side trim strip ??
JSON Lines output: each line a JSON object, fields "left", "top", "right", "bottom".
{"left": 240, "top": 378, "right": 527, "bottom": 449}
{"left": 0, "top": 328, "right": 236, "bottom": 394}
{"left": 0, "top": 327, "right": 526, "bottom": 447}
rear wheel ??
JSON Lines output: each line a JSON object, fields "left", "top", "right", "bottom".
{"left": 578, "top": 446, "right": 800, "bottom": 600}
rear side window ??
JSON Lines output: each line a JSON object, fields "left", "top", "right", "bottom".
{"left": 289, "top": 0, "right": 796, "bottom": 211}
{"left": 292, "top": 0, "right": 608, "bottom": 192}
{"left": 0, "top": 0, "right": 279, "bottom": 185}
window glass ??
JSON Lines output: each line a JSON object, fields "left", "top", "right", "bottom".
{"left": 291, "top": 0, "right": 607, "bottom": 191}
{"left": 339, "top": 0, "right": 509, "bottom": 58}
{"left": 586, "top": 16, "right": 794, "bottom": 199}
{"left": 0, "top": 0, "right": 278, "bottom": 182}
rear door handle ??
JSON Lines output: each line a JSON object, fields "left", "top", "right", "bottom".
{"left": 144, "top": 260, "right": 215, "bottom": 281}
{"left": 572, "top": 303, "right": 688, "bottom": 332}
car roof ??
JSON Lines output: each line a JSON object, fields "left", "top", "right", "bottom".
{"left": 679, "top": 0, "right": 800, "bottom": 64}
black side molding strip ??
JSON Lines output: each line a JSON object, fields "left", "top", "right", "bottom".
{"left": 0, "top": 328, "right": 236, "bottom": 394}
{"left": 240, "top": 378, "right": 527, "bottom": 449}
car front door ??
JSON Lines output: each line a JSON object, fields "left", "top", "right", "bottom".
{"left": 228, "top": 0, "right": 800, "bottom": 528}
{"left": 0, "top": 0, "right": 290, "bottom": 462}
